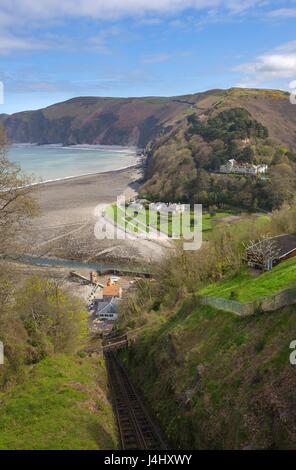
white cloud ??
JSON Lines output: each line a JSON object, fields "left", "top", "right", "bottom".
{"left": 0, "top": 1, "right": 274, "bottom": 55}
{"left": 268, "top": 8, "right": 296, "bottom": 18}
{"left": 0, "top": 25, "right": 122, "bottom": 54}
{"left": 0, "top": 34, "right": 50, "bottom": 54}
{"left": 0, "top": 0, "right": 267, "bottom": 22}
{"left": 0, "top": 1, "right": 280, "bottom": 54}
{"left": 234, "top": 40, "right": 296, "bottom": 84}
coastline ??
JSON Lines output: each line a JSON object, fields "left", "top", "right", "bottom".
{"left": 18, "top": 148, "right": 164, "bottom": 264}
{"left": 19, "top": 152, "right": 167, "bottom": 264}
{"left": 9, "top": 143, "right": 142, "bottom": 188}
{"left": 29, "top": 161, "right": 141, "bottom": 188}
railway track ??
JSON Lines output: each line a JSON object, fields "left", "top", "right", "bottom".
{"left": 106, "top": 351, "right": 168, "bottom": 450}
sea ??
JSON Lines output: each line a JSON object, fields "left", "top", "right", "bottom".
{"left": 7, "top": 144, "right": 138, "bottom": 182}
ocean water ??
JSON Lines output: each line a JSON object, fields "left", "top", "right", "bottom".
{"left": 7, "top": 144, "right": 137, "bottom": 182}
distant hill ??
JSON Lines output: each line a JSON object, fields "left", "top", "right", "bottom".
{"left": 139, "top": 88, "right": 296, "bottom": 211}
{"left": 0, "top": 96, "right": 190, "bottom": 147}
{"left": 1, "top": 88, "right": 295, "bottom": 149}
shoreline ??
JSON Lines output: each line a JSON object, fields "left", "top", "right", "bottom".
{"left": 29, "top": 162, "right": 141, "bottom": 188}
{"left": 21, "top": 153, "right": 160, "bottom": 264}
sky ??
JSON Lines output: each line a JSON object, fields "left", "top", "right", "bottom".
{"left": 0, "top": 0, "right": 296, "bottom": 114}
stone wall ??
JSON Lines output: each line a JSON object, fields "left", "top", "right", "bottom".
{"left": 200, "top": 287, "right": 296, "bottom": 317}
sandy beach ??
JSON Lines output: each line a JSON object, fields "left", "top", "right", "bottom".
{"left": 23, "top": 165, "right": 168, "bottom": 265}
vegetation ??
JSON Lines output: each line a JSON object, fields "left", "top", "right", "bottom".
{"left": 0, "top": 128, "right": 38, "bottom": 256}
{"left": 105, "top": 202, "right": 231, "bottom": 238}
{"left": 0, "top": 354, "right": 117, "bottom": 450}
{"left": 118, "top": 200, "right": 296, "bottom": 449}
{"left": 0, "top": 132, "right": 87, "bottom": 386}
{"left": 0, "top": 133, "right": 116, "bottom": 449}
{"left": 186, "top": 108, "right": 268, "bottom": 164}
{"left": 0, "top": 274, "right": 88, "bottom": 386}
{"left": 200, "top": 257, "right": 296, "bottom": 302}
{"left": 141, "top": 99, "right": 296, "bottom": 211}
{"left": 121, "top": 301, "right": 296, "bottom": 449}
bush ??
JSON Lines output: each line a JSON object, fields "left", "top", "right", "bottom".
{"left": 15, "top": 276, "right": 88, "bottom": 356}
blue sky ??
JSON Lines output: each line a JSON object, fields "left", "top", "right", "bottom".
{"left": 0, "top": 1, "right": 296, "bottom": 114}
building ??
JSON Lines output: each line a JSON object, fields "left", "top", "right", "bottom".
{"left": 129, "top": 201, "right": 144, "bottom": 211}
{"left": 102, "top": 278, "right": 122, "bottom": 300}
{"left": 95, "top": 298, "right": 120, "bottom": 321}
{"left": 90, "top": 271, "right": 101, "bottom": 285}
{"left": 246, "top": 234, "right": 296, "bottom": 269}
{"left": 220, "top": 159, "right": 268, "bottom": 175}
{"left": 149, "top": 202, "right": 168, "bottom": 213}
{"left": 149, "top": 202, "right": 186, "bottom": 215}
{"left": 168, "top": 203, "right": 186, "bottom": 214}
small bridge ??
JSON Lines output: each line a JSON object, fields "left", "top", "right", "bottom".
{"left": 102, "top": 334, "right": 128, "bottom": 352}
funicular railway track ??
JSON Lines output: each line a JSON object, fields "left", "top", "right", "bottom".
{"left": 106, "top": 351, "right": 168, "bottom": 450}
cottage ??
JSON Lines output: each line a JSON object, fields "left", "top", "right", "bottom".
{"left": 95, "top": 298, "right": 119, "bottom": 321}
{"left": 102, "top": 283, "right": 122, "bottom": 300}
{"left": 149, "top": 202, "right": 186, "bottom": 215}
{"left": 220, "top": 159, "right": 268, "bottom": 175}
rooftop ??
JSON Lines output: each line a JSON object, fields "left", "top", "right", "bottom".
{"left": 102, "top": 284, "right": 122, "bottom": 297}
{"left": 265, "top": 234, "right": 296, "bottom": 259}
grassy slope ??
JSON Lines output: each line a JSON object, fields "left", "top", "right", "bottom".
{"left": 201, "top": 257, "right": 296, "bottom": 302}
{"left": 0, "top": 354, "right": 117, "bottom": 450}
{"left": 122, "top": 299, "right": 296, "bottom": 449}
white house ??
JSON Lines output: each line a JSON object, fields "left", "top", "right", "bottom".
{"left": 95, "top": 298, "right": 120, "bottom": 321}
{"left": 149, "top": 202, "right": 168, "bottom": 212}
{"left": 220, "top": 159, "right": 268, "bottom": 176}
{"left": 129, "top": 202, "right": 144, "bottom": 211}
{"left": 168, "top": 203, "right": 186, "bottom": 214}
{"left": 149, "top": 202, "right": 186, "bottom": 215}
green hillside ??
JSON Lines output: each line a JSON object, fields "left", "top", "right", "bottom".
{"left": 140, "top": 89, "right": 296, "bottom": 211}
{"left": 201, "top": 257, "right": 296, "bottom": 302}
{"left": 121, "top": 299, "right": 296, "bottom": 449}
{"left": 0, "top": 354, "right": 117, "bottom": 450}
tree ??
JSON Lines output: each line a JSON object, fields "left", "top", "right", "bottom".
{"left": 15, "top": 276, "right": 88, "bottom": 358}
{"left": 244, "top": 235, "right": 281, "bottom": 269}
{"left": 0, "top": 129, "right": 40, "bottom": 385}
{"left": 240, "top": 146, "right": 255, "bottom": 163}
{"left": 0, "top": 128, "right": 39, "bottom": 256}
{"left": 271, "top": 202, "right": 296, "bottom": 235}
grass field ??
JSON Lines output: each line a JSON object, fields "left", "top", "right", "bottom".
{"left": 104, "top": 203, "right": 231, "bottom": 238}
{"left": 200, "top": 257, "right": 296, "bottom": 302}
{"left": 0, "top": 354, "right": 117, "bottom": 450}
